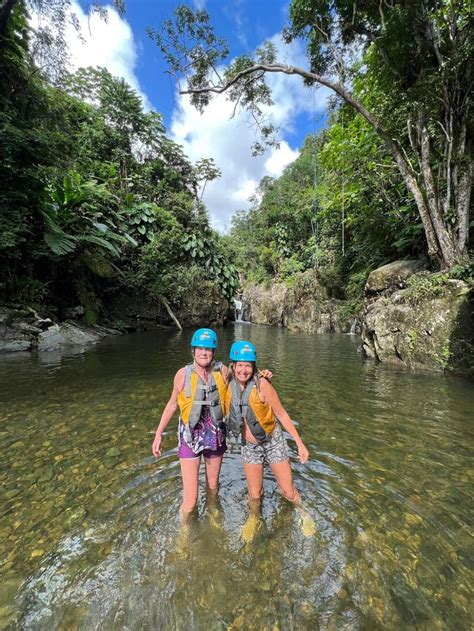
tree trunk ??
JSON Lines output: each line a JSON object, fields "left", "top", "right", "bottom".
{"left": 0, "top": 0, "right": 18, "bottom": 40}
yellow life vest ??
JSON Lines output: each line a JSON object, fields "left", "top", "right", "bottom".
{"left": 177, "top": 362, "right": 227, "bottom": 429}
{"left": 225, "top": 377, "right": 276, "bottom": 442}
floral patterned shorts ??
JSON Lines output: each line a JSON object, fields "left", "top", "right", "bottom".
{"left": 241, "top": 427, "right": 289, "bottom": 465}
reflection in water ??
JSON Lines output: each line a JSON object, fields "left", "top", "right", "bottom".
{"left": 0, "top": 326, "right": 472, "bottom": 629}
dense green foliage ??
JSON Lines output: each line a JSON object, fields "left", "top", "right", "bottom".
{"left": 154, "top": 1, "right": 472, "bottom": 269}
{"left": 227, "top": 99, "right": 429, "bottom": 303}
{"left": 0, "top": 3, "right": 238, "bottom": 321}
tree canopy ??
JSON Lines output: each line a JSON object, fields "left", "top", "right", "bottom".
{"left": 151, "top": 1, "right": 473, "bottom": 269}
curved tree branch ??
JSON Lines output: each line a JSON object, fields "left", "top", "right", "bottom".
{"left": 181, "top": 61, "right": 446, "bottom": 260}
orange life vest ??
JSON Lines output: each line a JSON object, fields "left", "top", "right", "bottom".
{"left": 225, "top": 377, "right": 276, "bottom": 442}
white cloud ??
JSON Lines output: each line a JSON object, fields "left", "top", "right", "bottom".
{"left": 31, "top": 1, "right": 150, "bottom": 109}
{"left": 170, "top": 33, "right": 331, "bottom": 232}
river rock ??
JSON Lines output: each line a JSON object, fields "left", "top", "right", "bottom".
{"left": 106, "top": 447, "right": 121, "bottom": 458}
{"left": 0, "top": 339, "right": 32, "bottom": 352}
{"left": 0, "top": 304, "right": 121, "bottom": 353}
{"left": 365, "top": 260, "right": 426, "bottom": 295}
{"left": 37, "top": 321, "right": 120, "bottom": 351}
{"left": 242, "top": 271, "right": 353, "bottom": 333}
{"left": 64, "top": 305, "right": 85, "bottom": 319}
{"left": 240, "top": 282, "right": 288, "bottom": 326}
{"left": 361, "top": 278, "right": 472, "bottom": 373}
{"left": 37, "top": 324, "right": 65, "bottom": 351}
{"left": 0, "top": 306, "right": 35, "bottom": 352}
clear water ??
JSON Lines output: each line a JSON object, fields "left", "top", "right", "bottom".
{"left": 0, "top": 324, "right": 472, "bottom": 630}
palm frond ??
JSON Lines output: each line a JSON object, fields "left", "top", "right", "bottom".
{"left": 80, "top": 234, "right": 121, "bottom": 257}
{"left": 44, "top": 230, "right": 77, "bottom": 255}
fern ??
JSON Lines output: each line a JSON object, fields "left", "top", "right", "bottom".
{"left": 41, "top": 210, "right": 78, "bottom": 255}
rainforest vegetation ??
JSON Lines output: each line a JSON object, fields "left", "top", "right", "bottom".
{"left": 157, "top": 0, "right": 473, "bottom": 292}
{"left": 0, "top": 1, "right": 238, "bottom": 323}
{"left": 0, "top": 0, "right": 472, "bottom": 324}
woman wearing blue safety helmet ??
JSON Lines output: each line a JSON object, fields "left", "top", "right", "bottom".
{"left": 152, "top": 329, "right": 271, "bottom": 523}
{"left": 152, "top": 328, "right": 226, "bottom": 521}
{"left": 224, "top": 340, "right": 314, "bottom": 541}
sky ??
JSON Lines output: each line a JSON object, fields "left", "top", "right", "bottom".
{"left": 57, "top": 0, "right": 330, "bottom": 231}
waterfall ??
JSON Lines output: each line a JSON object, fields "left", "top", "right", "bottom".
{"left": 233, "top": 296, "right": 250, "bottom": 323}
{"left": 348, "top": 318, "right": 359, "bottom": 335}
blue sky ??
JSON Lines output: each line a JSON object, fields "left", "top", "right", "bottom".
{"left": 67, "top": 1, "right": 330, "bottom": 230}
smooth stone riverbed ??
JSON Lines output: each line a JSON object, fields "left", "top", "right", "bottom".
{"left": 0, "top": 325, "right": 472, "bottom": 630}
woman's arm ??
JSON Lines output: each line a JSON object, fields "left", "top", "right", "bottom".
{"left": 152, "top": 367, "right": 185, "bottom": 457}
{"left": 259, "top": 379, "right": 309, "bottom": 464}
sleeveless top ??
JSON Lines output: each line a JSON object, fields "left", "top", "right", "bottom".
{"left": 178, "top": 391, "right": 226, "bottom": 454}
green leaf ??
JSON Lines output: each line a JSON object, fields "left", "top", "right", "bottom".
{"left": 80, "top": 235, "right": 121, "bottom": 257}
{"left": 44, "top": 231, "right": 77, "bottom": 255}
{"left": 93, "top": 222, "right": 109, "bottom": 233}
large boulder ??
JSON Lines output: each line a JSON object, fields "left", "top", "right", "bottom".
{"left": 365, "top": 260, "right": 426, "bottom": 295}
{"left": 0, "top": 305, "right": 121, "bottom": 353}
{"left": 0, "top": 306, "right": 50, "bottom": 353}
{"left": 37, "top": 321, "right": 110, "bottom": 351}
{"left": 242, "top": 282, "right": 288, "bottom": 326}
{"left": 242, "top": 271, "right": 354, "bottom": 333}
{"left": 283, "top": 270, "right": 346, "bottom": 333}
{"left": 361, "top": 278, "right": 473, "bottom": 373}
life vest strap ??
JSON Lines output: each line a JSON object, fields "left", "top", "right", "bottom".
{"left": 184, "top": 361, "right": 223, "bottom": 398}
{"left": 191, "top": 399, "right": 221, "bottom": 406}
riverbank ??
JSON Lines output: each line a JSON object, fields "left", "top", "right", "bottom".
{"left": 241, "top": 264, "right": 473, "bottom": 377}
{"left": 0, "top": 286, "right": 230, "bottom": 354}
{"left": 2, "top": 262, "right": 472, "bottom": 378}
{"left": 0, "top": 305, "right": 123, "bottom": 353}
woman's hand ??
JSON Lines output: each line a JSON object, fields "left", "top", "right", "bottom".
{"left": 152, "top": 433, "right": 162, "bottom": 458}
{"left": 297, "top": 441, "right": 309, "bottom": 464}
{"left": 259, "top": 369, "right": 273, "bottom": 380}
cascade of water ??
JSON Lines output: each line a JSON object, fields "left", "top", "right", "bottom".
{"left": 233, "top": 298, "right": 242, "bottom": 321}
{"left": 233, "top": 297, "right": 250, "bottom": 323}
{"left": 348, "top": 318, "right": 358, "bottom": 335}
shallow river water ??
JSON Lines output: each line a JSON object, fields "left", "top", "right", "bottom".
{"left": 0, "top": 324, "right": 472, "bottom": 630}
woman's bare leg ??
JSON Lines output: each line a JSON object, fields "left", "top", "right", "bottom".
{"left": 179, "top": 457, "right": 200, "bottom": 521}
{"left": 269, "top": 459, "right": 301, "bottom": 505}
{"left": 270, "top": 459, "right": 315, "bottom": 535}
{"left": 243, "top": 463, "right": 264, "bottom": 503}
{"left": 204, "top": 454, "right": 224, "bottom": 500}
{"left": 241, "top": 463, "right": 264, "bottom": 542}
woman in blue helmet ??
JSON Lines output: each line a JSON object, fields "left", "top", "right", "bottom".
{"left": 152, "top": 328, "right": 227, "bottom": 520}
{"left": 224, "top": 340, "right": 314, "bottom": 540}
{"left": 152, "top": 329, "right": 271, "bottom": 522}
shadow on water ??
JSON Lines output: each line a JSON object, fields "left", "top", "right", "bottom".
{"left": 0, "top": 326, "right": 472, "bottom": 629}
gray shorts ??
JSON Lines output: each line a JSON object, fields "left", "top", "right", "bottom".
{"left": 241, "top": 427, "right": 289, "bottom": 465}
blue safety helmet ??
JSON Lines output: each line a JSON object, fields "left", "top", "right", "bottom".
{"left": 229, "top": 340, "right": 257, "bottom": 362}
{"left": 191, "top": 328, "right": 218, "bottom": 349}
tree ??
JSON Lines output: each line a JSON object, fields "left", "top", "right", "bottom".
{"left": 0, "top": 0, "right": 125, "bottom": 81}
{"left": 0, "top": 1, "right": 238, "bottom": 314}
{"left": 194, "top": 157, "right": 221, "bottom": 201}
{"left": 150, "top": 1, "right": 472, "bottom": 269}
